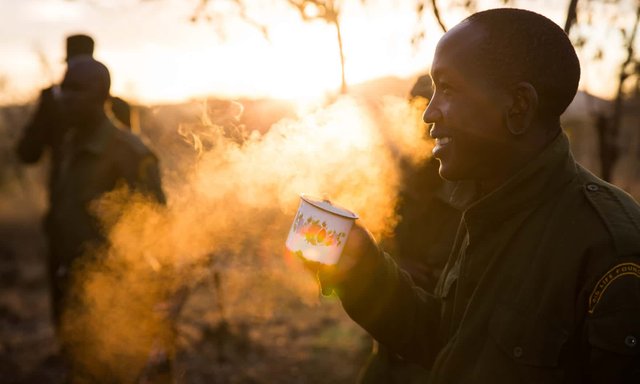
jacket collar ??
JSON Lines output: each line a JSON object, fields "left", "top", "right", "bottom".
{"left": 455, "top": 132, "right": 578, "bottom": 226}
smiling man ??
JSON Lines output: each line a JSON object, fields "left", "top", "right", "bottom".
{"left": 319, "top": 8, "right": 640, "bottom": 383}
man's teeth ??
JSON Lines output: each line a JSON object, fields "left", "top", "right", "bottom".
{"left": 437, "top": 137, "right": 452, "bottom": 145}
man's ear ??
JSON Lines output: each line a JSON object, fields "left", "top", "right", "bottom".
{"left": 505, "top": 82, "right": 538, "bottom": 136}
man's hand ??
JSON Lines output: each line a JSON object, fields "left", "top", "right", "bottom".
{"left": 335, "top": 222, "right": 379, "bottom": 276}
{"left": 313, "top": 222, "right": 380, "bottom": 295}
{"left": 295, "top": 221, "right": 380, "bottom": 295}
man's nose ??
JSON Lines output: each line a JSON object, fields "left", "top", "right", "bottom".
{"left": 422, "top": 99, "right": 440, "bottom": 125}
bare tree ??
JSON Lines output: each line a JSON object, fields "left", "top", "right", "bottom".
{"left": 411, "top": 0, "right": 513, "bottom": 48}
{"left": 564, "top": 0, "right": 580, "bottom": 33}
{"left": 431, "top": 0, "right": 448, "bottom": 33}
{"left": 190, "top": 0, "right": 270, "bottom": 40}
{"left": 285, "top": 0, "right": 348, "bottom": 94}
{"left": 569, "top": 0, "right": 640, "bottom": 181}
{"left": 602, "top": 4, "right": 640, "bottom": 181}
{"left": 192, "top": 0, "right": 357, "bottom": 94}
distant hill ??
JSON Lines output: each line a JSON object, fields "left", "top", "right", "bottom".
{"left": 348, "top": 76, "right": 416, "bottom": 100}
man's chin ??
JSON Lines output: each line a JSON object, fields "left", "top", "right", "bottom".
{"left": 437, "top": 162, "right": 466, "bottom": 182}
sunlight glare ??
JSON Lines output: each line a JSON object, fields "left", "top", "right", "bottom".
{"left": 27, "top": 1, "right": 83, "bottom": 22}
{"left": 111, "top": 20, "right": 345, "bottom": 108}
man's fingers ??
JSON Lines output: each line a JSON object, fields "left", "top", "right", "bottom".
{"left": 340, "top": 223, "right": 376, "bottom": 262}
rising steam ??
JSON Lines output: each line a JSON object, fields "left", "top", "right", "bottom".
{"left": 63, "top": 95, "right": 432, "bottom": 380}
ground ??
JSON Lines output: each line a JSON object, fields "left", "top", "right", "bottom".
{"left": 0, "top": 185, "right": 372, "bottom": 384}
{"left": 0, "top": 100, "right": 377, "bottom": 383}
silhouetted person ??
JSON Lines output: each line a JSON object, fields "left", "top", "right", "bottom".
{"left": 14, "top": 37, "right": 98, "bottom": 368}
{"left": 16, "top": 34, "right": 132, "bottom": 162}
{"left": 16, "top": 34, "right": 96, "bottom": 192}
{"left": 393, "top": 74, "right": 462, "bottom": 291}
{"left": 16, "top": 34, "right": 132, "bottom": 194}
{"left": 15, "top": 33, "right": 141, "bottom": 328}
{"left": 43, "top": 57, "right": 166, "bottom": 382}
{"left": 357, "top": 75, "right": 466, "bottom": 384}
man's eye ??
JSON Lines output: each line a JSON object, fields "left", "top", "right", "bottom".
{"left": 439, "top": 83, "right": 453, "bottom": 95}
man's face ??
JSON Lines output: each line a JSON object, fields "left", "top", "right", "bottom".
{"left": 424, "top": 21, "right": 514, "bottom": 182}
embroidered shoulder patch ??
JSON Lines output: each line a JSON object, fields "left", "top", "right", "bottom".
{"left": 589, "top": 262, "right": 640, "bottom": 314}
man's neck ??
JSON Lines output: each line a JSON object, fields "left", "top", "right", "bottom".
{"left": 477, "top": 128, "right": 562, "bottom": 196}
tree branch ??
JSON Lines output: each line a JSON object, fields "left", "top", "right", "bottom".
{"left": 232, "top": 0, "right": 269, "bottom": 39}
{"left": 431, "top": 0, "right": 447, "bottom": 33}
{"left": 564, "top": 0, "right": 579, "bottom": 34}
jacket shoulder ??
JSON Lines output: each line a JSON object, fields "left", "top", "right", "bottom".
{"left": 112, "top": 127, "right": 156, "bottom": 160}
{"left": 577, "top": 165, "right": 640, "bottom": 257}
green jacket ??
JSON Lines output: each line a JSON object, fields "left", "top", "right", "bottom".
{"left": 16, "top": 86, "right": 68, "bottom": 195}
{"left": 390, "top": 157, "right": 465, "bottom": 292}
{"left": 46, "top": 117, "right": 165, "bottom": 269}
{"left": 333, "top": 133, "right": 640, "bottom": 383}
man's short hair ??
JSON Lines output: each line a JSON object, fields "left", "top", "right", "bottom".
{"left": 66, "top": 34, "right": 94, "bottom": 62}
{"left": 465, "top": 8, "right": 580, "bottom": 119}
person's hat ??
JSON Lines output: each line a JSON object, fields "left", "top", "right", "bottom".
{"left": 410, "top": 74, "right": 434, "bottom": 100}
{"left": 66, "top": 34, "right": 94, "bottom": 62}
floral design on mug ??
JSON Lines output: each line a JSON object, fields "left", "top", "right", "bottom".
{"left": 293, "top": 213, "right": 346, "bottom": 247}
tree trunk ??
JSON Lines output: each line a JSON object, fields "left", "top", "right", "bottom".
{"left": 595, "top": 114, "right": 615, "bottom": 181}
{"left": 564, "top": 0, "right": 579, "bottom": 34}
{"left": 431, "top": 0, "right": 447, "bottom": 33}
{"left": 601, "top": 5, "right": 640, "bottom": 181}
{"left": 334, "top": 19, "right": 347, "bottom": 94}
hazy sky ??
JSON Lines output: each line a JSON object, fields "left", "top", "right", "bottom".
{"left": 0, "top": 0, "right": 435, "bottom": 104}
{"left": 0, "top": 0, "right": 632, "bottom": 105}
